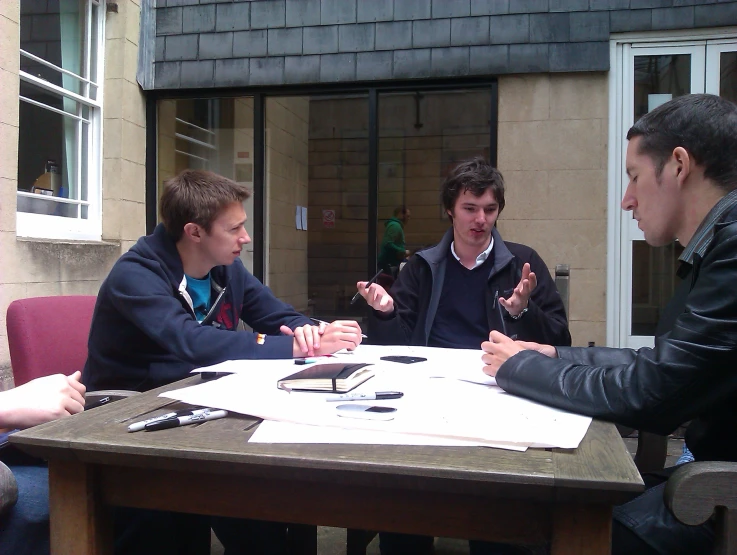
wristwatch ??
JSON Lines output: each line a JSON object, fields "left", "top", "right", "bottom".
{"left": 509, "top": 307, "right": 528, "bottom": 320}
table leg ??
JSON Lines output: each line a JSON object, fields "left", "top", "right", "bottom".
{"left": 551, "top": 504, "right": 611, "bottom": 555}
{"left": 49, "top": 461, "right": 112, "bottom": 555}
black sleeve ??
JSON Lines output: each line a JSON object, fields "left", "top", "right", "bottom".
{"left": 510, "top": 248, "right": 572, "bottom": 346}
{"left": 496, "top": 232, "right": 737, "bottom": 435}
{"left": 367, "top": 257, "right": 425, "bottom": 345}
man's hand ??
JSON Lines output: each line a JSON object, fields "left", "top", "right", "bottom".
{"left": 499, "top": 262, "right": 537, "bottom": 317}
{"left": 481, "top": 331, "right": 557, "bottom": 377}
{"left": 313, "top": 320, "right": 363, "bottom": 355}
{"left": 356, "top": 281, "right": 394, "bottom": 313}
{"left": 283, "top": 322, "right": 326, "bottom": 357}
{"left": 0, "top": 371, "right": 86, "bottom": 430}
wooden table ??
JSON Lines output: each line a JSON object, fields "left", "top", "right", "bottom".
{"left": 11, "top": 376, "right": 643, "bottom": 555}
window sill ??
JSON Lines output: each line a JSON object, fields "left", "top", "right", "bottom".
{"left": 16, "top": 237, "right": 121, "bottom": 248}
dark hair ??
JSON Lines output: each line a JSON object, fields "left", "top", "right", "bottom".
{"left": 393, "top": 205, "right": 408, "bottom": 216}
{"left": 159, "top": 169, "right": 251, "bottom": 241}
{"left": 627, "top": 94, "right": 737, "bottom": 192}
{"left": 441, "top": 157, "right": 505, "bottom": 220}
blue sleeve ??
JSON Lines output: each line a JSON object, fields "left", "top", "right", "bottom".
{"left": 106, "top": 259, "right": 297, "bottom": 364}
{"left": 236, "top": 268, "right": 312, "bottom": 334}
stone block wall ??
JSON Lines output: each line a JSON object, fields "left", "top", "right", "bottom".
{"left": 497, "top": 72, "right": 608, "bottom": 347}
{"left": 0, "top": 0, "right": 146, "bottom": 387}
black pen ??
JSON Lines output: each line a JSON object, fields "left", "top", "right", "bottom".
{"left": 351, "top": 270, "right": 384, "bottom": 305}
{"left": 144, "top": 410, "right": 228, "bottom": 431}
{"left": 85, "top": 396, "right": 111, "bottom": 411}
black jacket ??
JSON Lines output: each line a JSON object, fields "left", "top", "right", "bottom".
{"left": 497, "top": 204, "right": 737, "bottom": 463}
{"left": 83, "top": 224, "right": 311, "bottom": 392}
{"left": 369, "top": 227, "right": 572, "bottom": 347}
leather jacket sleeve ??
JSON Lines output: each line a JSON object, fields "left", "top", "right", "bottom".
{"left": 496, "top": 227, "right": 737, "bottom": 435}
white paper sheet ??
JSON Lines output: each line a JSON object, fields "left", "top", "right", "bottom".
{"left": 170, "top": 347, "right": 592, "bottom": 449}
{"left": 249, "top": 420, "right": 528, "bottom": 451}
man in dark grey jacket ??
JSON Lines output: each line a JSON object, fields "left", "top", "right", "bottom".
{"left": 483, "top": 94, "right": 737, "bottom": 555}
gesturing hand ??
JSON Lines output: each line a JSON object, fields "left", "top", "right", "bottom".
{"left": 355, "top": 281, "right": 394, "bottom": 313}
{"left": 499, "top": 262, "right": 537, "bottom": 317}
{"left": 282, "top": 322, "right": 326, "bottom": 357}
{"left": 313, "top": 320, "right": 364, "bottom": 355}
{"left": 0, "top": 371, "right": 86, "bottom": 430}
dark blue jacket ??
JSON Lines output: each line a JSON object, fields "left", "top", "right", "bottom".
{"left": 370, "top": 227, "right": 571, "bottom": 348}
{"left": 83, "top": 224, "right": 311, "bottom": 392}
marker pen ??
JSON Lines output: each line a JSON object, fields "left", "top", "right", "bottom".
{"left": 325, "top": 391, "right": 403, "bottom": 402}
{"left": 144, "top": 410, "right": 229, "bottom": 431}
{"left": 128, "top": 408, "right": 214, "bottom": 432}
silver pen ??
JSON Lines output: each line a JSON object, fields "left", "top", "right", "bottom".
{"left": 325, "top": 391, "right": 403, "bottom": 402}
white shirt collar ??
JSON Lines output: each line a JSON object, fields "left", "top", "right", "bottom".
{"left": 450, "top": 236, "right": 494, "bottom": 269}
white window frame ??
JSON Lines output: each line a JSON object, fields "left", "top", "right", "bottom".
{"left": 607, "top": 27, "right": 737, "bottom": 348}
{"left": 16, "top": 0, "right": 105, "bottom": 241}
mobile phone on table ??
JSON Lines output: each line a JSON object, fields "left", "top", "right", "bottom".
{"left": 380, "top": 355, "right": 427, "bottom": 364}
{"left": 336, "top": 404, "right": 397, "bottom": 421}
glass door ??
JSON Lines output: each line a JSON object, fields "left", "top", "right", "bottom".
{"left": 706, "top": 41, "right": 737, "bottom": 101}
{"left": 613, "top": 43, "right": 704, "bottom": 349}
{"left": 611, "top": 36, "right": 737, "bottom": 349}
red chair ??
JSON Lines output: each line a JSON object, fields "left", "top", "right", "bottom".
{"left": 6, "top": 296, "right": 98, "bottom": 386}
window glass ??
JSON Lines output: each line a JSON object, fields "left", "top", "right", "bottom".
{"left": 17, "top": 0, "right": 101, "bottom": 235}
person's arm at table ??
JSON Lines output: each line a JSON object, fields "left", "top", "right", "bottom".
{"left": 0, "top": 371, "right": 86, "bottom": 431}
{"left": 357, "top": 255, "right": 425, "bottom": 345}
{"left": 233, "top": 268, "right": 363, "bottom": 356}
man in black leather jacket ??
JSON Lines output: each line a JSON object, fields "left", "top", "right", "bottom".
{"left": 482, "top": 94, "right": 737, "bottom": 554}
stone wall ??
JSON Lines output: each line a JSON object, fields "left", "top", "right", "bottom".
{"left": 497, "top": 72, "right": 608, "bottom": 347}
{"left": 0, "top": 0, "right": 146, "bottom": 388}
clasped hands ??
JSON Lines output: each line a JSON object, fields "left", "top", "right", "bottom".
{"left": 281, "top": 320, "right": 363, "bottom": 357}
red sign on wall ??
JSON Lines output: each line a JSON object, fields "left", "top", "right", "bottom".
{"left": 322, "top": 209, "right": 335, "bottom": 228}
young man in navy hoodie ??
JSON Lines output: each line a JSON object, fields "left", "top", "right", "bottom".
{"left": 83, "top": 169, "right": 363, "bottom": 555}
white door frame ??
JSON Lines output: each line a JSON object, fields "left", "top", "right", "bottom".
{"left": 607, "top": 29, "right": 737, "bottom": 348}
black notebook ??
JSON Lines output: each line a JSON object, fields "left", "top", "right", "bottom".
{"left": 277, "top": 363, "right": 374, "bottom": 393}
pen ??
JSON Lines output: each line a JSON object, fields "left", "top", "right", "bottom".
{"left": 128, "top": 408, "right": 214, "bottom": 432}
{"left": 311, "top": 318, "right": 368, "bottom": 339}
{"left": 144, "top": 410, "right": 228, "bottom": 431}
{"left": 325, "top": 391, "right": 403, "bottom": 402}
{"left": 85, "top": 396, "right": 111, "bottom": 411}
{"left": 295, "top": 357, "right": 318, "bottom": 365}
{"left": 350, "top": 270, "right": 384, "bottom": 305}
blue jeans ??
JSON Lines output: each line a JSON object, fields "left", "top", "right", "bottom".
{"left": 0, "top": 464, "right": 50, "bottom": 555}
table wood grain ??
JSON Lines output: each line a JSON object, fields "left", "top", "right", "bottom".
{"left": 11, "top": 375, "right": 644, "bottom": 555}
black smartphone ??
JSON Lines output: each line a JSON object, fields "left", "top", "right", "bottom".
{"left": 380, "top": 355, "right": 427, "bottom": 364}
